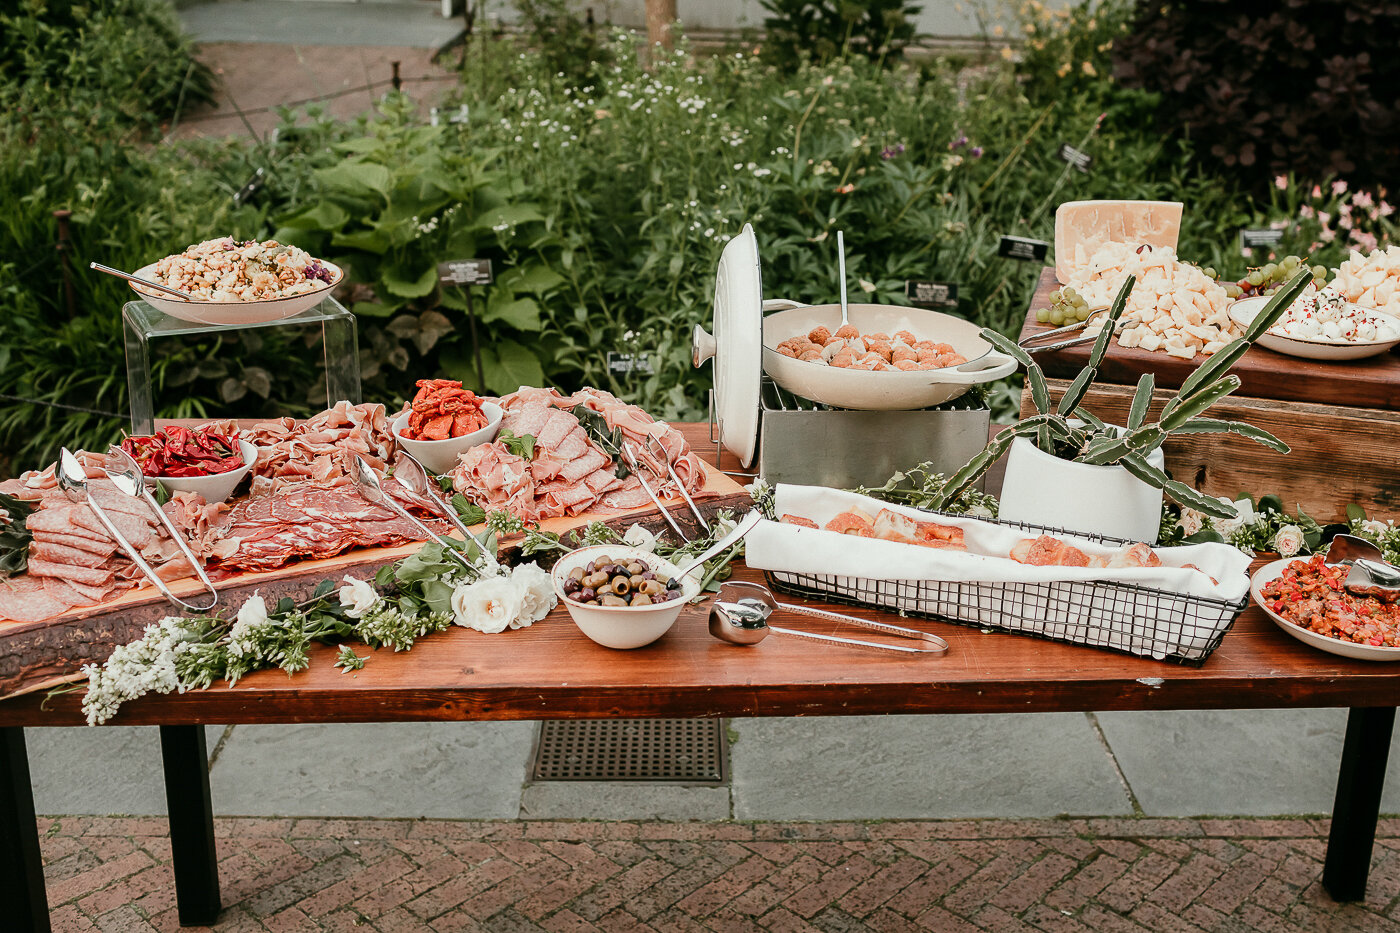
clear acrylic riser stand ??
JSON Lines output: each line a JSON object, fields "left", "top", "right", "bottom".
{"left": 122, "top": 296, "right": 361, "bottom": 435}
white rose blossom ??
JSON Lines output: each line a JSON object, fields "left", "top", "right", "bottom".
{"left": 512, "top": 563, "right": 557, "bottom": 628}
{"left": 622, "top": 523, "right": 658, "bottom": 553}
{"left": 1212, "top": 497, "right": 1256, "bottom": 538}
{"left": 1179, "top": 509, "right": 1204, "bottom": 536}
{"left": 451, "top": 577, "right": 526, "bottom": 634}
{"left": 228, "top": 595, "right": 269, "bottom": 657}
{"left": 338, "top": 575, "right": 381, "bottom": 618}
{"left": 1362, "top": 519, "right": 1390, "bottom": 537}
{"left": 1274, "top": 524, "right": 1305, "bottom": 557}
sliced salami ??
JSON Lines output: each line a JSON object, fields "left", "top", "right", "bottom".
{"left": 26, "top": 559, "right": 116, "bottom": 587}
{"left": 30, "top": 531, "right": 117, "bottom": 557}
{"left": 0, "top": 575, "right": 69, "bottom": 622}
{"left": 29, "top": 542, "right": 111, "bottom": 569}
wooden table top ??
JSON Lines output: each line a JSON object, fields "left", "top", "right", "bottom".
{"left": 1018, "top": 267, "right": 1400, "bottom": 411}
{"left": 4, "top": 423, "right": 1399, "bottom": 728}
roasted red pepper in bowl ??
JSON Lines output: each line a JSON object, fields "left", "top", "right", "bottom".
{"left": 121, "top": 426, "right": 247, "bottom": 477}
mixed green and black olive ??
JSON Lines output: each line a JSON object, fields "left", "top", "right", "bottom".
{"left": 563, "top": 554, "right": 682, "bottom": 607}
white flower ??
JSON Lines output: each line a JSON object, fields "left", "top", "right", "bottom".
{"left": 1179, "top": 509, "right": 1204, "bottom": 536}
{"left": 623, "top": 524, "right": 658, "bottom": 552}
{"left": 1212, "top": 497, "right": 1255, "bottom": 538}
{"left": 227, "top": 595, "right": 269, "bottom": 658}
{"left": 1362, "top": 519, "right": 1390, "bottom": 537}
{"left": 1274, "top": 524, "right": 1305, "bottom": 557}
{"left": 451, "top": 578, "right": 525, "bottom": 634}
{"left": 338, "top": 575, "right": 380, "bottom": 619}
{"left": 237, "top": 595, "right": 268, "bottom": 628}
{"left": 966, "top": 504, "right": 994, "bottom": 519}
{"left": 511, "top": 563, "right": 557, "bottom": 627}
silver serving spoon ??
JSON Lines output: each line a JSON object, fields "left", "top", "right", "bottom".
{"left": 1328, "top": 534, "right": 1400, "bottom": 598}
{"left": 89, "top": 262, "right": 195, "bottom": 301}
{"left": 352, "top": 455, "right": 479, "bottom": 573}
{"left": 101, "top": 446, "right": 219, "bottom": 611}
{"left": 57, "top": 448, "right": 216, "bottom": 612}
{"left": 390, "top": 451, "right": 499, "bottom": 570}
{"left": 667, "top": 511, "right": 762, "bottom": 588}
{"left": 836, "top": 230, "right": 850, "bottom": 328}
{"left": 709, "top": 580, "right": 948, "bottom": 654}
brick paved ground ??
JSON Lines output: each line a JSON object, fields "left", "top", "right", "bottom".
{"left": 37, "top": 816, "right": 1400, "bottom": 932}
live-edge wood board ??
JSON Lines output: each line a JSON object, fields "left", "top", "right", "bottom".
{"left": 0, "top": 424, "right": 749, "bottom": 700}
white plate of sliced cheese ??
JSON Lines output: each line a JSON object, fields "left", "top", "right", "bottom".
{"left": 1229, "top": 294, "right": 1400, "bottom": 361}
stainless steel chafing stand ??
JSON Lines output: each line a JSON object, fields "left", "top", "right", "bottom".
{"left": 709, "top": 380, "right": 991, "bottom": 490}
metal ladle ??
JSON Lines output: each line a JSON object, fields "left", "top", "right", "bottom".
{"left": 389, "top": 450, "right": 499, "bottom": 571}
{"left": 708, "top": 580, "right": 948, "bottom": 654}
{"left": 1328, "top": 534, "right": 1400, "bottom": 598}
{"left": 56, "top": 448, "right": 217, "bottom": 612}
{"left": 353, "top": 455, "right": 479, "bottom": 573}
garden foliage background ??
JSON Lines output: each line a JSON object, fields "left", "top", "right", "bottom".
{"left": 0, "top": 0, "right": 1395, "bottom": 473}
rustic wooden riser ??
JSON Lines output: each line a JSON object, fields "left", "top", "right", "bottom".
{"left": 1020, "top": 267, "right": 1400, "bottom": 411}
{"left": 1020, "top": 381, "right": 1400, "bottom": 520}
{"left": 0, "top": 455, "right": 749, "bottom": 701}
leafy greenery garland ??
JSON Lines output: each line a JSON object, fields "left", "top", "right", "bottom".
{"left": 0, "top": 492, "right": 37, "bottom": 576}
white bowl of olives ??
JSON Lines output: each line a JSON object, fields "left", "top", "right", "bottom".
{"left": 551, "top": 545, "right": 702, "bottom": 650}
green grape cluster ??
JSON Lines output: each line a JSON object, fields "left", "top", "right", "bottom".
{"left": 1232, "top": 255, "right": 1328, "bottom": 298}
{"left": 1034, "top": 287, "right": 1092, "bottom": 326}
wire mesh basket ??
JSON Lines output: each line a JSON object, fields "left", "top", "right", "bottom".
{"left": 762, "top": 513, "right": 1249, "bottom": 665}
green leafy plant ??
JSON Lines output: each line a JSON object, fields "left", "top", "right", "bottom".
{"left": 0, "top": 492, "right": 37, "bottom": 575}
{"left": 760, "top": 0, "right": 922, "bottom": 68}
{"left": 932, "top": 268, "right": 1314, "bottom": 520}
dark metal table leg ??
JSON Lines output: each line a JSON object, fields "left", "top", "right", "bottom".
{"left": 1324, "top": 706, "right": 1395, "bottom": 902}
{"left": 1, "top": 727, "right": 51, "bottom": 933}
{"left": 159, "top": 725, "right": 221, "bottom": 925}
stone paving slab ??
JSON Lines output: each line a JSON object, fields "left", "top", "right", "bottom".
{"left": 36, "top": 814, "right": 1400, "bottom": 931}
{"left": 1098, "top": 709, "right": 1400, "bottom": 816}
{"left": 210, "top": 722, "right": 535, "bottom": 818}
{"left": 730, "top": 714, "right": 1133, "bottom": 820}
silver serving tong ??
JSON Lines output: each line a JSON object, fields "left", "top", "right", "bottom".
{"left": 101, "top": 446, "right": 219, "bottom": 610}
{"left": 643, "top": 434, "right": 710, "bottom": 533}
{"left": 619, "top": 441, "right": 687, "bottom": 540}
{"left": 352, "top": 455, "right": 480, "bottom": 573}
{"left": 1018, "top": 307, "right": 1117, "bottom": 354}
{"left": 57, "top": 448, "right": 218, "bottom": 612}
{"left": 390, "top": 451, "right": 500, "bottom": 571}
{"left": 1328, "top": 534, "right": 1400, "bottom": 599}
{"left": 709, "top": 581, "right": 948, "bottom": 654}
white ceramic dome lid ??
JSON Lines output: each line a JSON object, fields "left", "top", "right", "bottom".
{"left": 701, "top": 223, "right": 763, "bottom": 469}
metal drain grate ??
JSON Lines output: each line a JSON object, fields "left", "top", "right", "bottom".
{"left": 530, "top": 719, "right": 728, "bottom": 784}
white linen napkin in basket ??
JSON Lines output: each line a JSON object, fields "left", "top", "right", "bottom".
{"left": 745, "top": 484, "right": 1252, "bottom": 604}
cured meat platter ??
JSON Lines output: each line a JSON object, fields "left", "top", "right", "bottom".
{"left": 0, "top": 388, "right": 749, "bottom": 700}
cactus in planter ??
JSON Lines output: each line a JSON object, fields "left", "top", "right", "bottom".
{"left": 933, "top": 268, "right": 1314, "bottom": 520}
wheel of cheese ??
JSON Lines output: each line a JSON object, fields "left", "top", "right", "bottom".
{"left": 1055, "top": 200, "right": 1184, "bottom": 284}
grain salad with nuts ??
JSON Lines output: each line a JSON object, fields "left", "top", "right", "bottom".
{"left": 147, "top": 238, "right": 336, "bottom": 302}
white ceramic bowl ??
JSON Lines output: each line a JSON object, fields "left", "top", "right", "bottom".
{"left": 1251, "top": 558, "right": 1400, "bottom": 661}
{"left": 551, "top": 545, "right": 702, "bottom": 649}
{"left": 1229, "top": 295, "right": 1400, "bottom": 361}
{"left": 150, "top": 440, "right": 257, "bottom": 504}
{"left": 129, "top": 260, "right": 343, "bottom": 326}
{"left": 391, "top": 402, "right": 503, "bottom": 475}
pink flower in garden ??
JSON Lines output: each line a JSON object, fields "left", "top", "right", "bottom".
{"left": 1096, "top": 112, "right": 1106, "bottom": 129}
{"left": 1312, "top": 185, "right": 1323, "bottom": 198}
{"left": 1354, "top": 191, "right": 1374, "bottom": 209}
{"left": 1241, "top": 247, "right": 1253, "bottom": 258}
{"left": 1310, "top": 241, "right": 1321, "bottom": 251}
{"left": 1320, "top": 227, "right": 1336, "bottom": 242}
{"left": 1333, "top": 180, "right": 1348, "bottom": 195}
{"left": 1318, "top": 211, "right": 1331, "bottom": 225}
{"left": 1298, "top": 205, "right": 1315, "bottom": 219}
{"left": 1381, "top": 201, "right": 1396, "bottom": 217}
{"left": 1351, "top": 230, "right": 1379, "bottom": 252}
{"left": 1275, "top": 175, "right": 1288, "bottom": 190}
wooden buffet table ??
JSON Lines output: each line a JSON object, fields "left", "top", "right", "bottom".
{"left": 2, "top": 424, "right": 1399, "bottom": 930}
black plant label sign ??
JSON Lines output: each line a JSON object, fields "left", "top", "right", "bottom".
{"left": 232, "top": 167, "right": 265, "bottom": 206}
{"left": 1238, "top": 228, "right": 1285, "bottom": 254}
{"left": 606, "top": 352, "right": 655, "bottom": 375}
{"left": 1058, "top": 142, "right": 1093, "bottom": 174}
{"left": 904, "top": 280, "right": 959, "bottom": 309}
{"left": 437, "top": 259, "right": 494, "bottom": 286}
{"left": 998, "top": 235, "right": 1049, "bottom": 262}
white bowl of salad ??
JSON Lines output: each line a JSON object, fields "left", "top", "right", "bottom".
{"left": 130, "top": 237, "right": 343, "bottom": 325}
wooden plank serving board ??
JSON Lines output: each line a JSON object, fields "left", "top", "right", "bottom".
{"left": 1019, "top": 266, "right": 1400, "bottom": 411}
{"left": 0, "top": 428, "right": 749, "bottom": 701}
